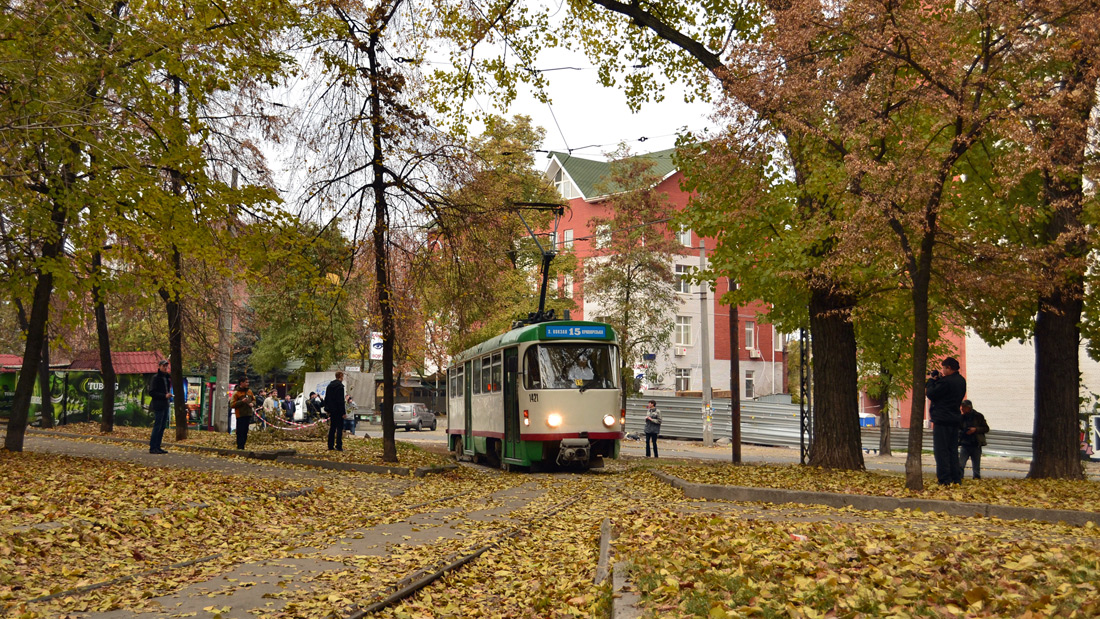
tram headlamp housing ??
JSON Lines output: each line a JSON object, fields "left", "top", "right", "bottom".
{"left": 603, "top": 414, "right": 616, "bottom": 428}
{"left": 547, "top": 412, "right": 563, "bottom": 428}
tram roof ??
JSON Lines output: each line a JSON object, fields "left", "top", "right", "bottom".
{"left": 451, "top": 321, "right": 618, "bottom": 365}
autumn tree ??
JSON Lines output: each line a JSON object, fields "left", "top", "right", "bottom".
{"left": 950, "top": 0, "right": 1100, "bottom": 479}
{"left": 583, "top": 146, "right": 682, "bottom": 411}
{"left": 0, "top": 0, "right": 296, "bottom": 449}
{"left": 294, "top": 0, "right": 496, "bottom": 462}
{"left": 248, "top": 222, "right": 358, "bottom": 377}
{"left": 419, "top": 115, "right": 571, "bottom": 355}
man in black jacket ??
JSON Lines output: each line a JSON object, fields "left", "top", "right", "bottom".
{"left": 148, "top": 359, "right": 172, "bottom": 454}
{"left": 959, "top": 399, "right": 990, "bottom": 480}
{"left": 324, "top": 372, "right": 346, "bottom": 451}
{"left": 926, "top": 356, "right": 966, "bottom": 485}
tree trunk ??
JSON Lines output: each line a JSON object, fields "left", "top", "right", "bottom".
{"left": 5, "top": 200, "right": 67, "bottom": 452}
{"left": 1030, "top": 292, "right": 1084, "bottom": 479}
{"left": 93, "top": 251, "right": 117, "bottom": 432}
{"left": 159, "top": 246, "right": 187, "bottom": 441}
{"left": 729, "top": 278, "right": 741, "bottom": 463}
{"left": 38, "top": 338, "right": 55, "bottom": 428}
{"left": 904, "top": 234, "right": 935, "bottom": 491}
{"left": 878, "top": 403, "right": 892, "bottom": 456}
{"left": 367, "top": 31, "right": 397, "bottom": 463}
{"left": 871, "top": 366, "right": 891, "bottom": 456}
{"left": 1027, "top": 56, "right": 1093, "bottom": 480}
{"left": 806, "top": 283, "right": 864, "bottom": 470}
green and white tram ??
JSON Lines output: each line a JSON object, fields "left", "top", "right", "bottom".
{"left": 447, "top": 320, "right": 624, "bottom": 470}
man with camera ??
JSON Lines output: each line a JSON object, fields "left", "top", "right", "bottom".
{"left": 926, "top": 357, "right": 967, "bottom": 485}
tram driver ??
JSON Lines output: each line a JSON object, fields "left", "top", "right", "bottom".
{"left": 568, "top": 355, "right": 596, "bottom": 383}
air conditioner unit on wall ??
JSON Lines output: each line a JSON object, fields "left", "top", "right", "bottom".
{"left": 749, "top": 349, "right": 762, "bottom": 359}
{"left": 674, "top": 347, "right": 688, "bottom": 356}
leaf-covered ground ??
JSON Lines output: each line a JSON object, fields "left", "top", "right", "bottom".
{"left": 6, "top": 445, "right": 1100, "bottom": 618}
{"left": 616, "top": 506, "right": 1100, "bottom": 618}
{"left": 1, "top": 449, "right": 519, "bottom": 617}
{"left": 35, "top": 422, "right": 451, "bottom": 470}
{"left": 658, "top": 461, "right": 1100, "bottom": 512}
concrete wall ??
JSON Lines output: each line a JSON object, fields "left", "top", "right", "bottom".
{"left": 965, "top": 330, "right": 1100, "bottom": 434}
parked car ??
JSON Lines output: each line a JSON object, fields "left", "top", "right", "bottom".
{"left": 393, "top": 402, "right": 436, "bottom": 431}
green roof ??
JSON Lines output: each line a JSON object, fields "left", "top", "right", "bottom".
{"left": 549, "top": 147, "right": 678, "bottom": 200}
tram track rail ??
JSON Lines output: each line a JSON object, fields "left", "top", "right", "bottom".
{"left": 348, "top": 493, "right": 585, "bottom": 617}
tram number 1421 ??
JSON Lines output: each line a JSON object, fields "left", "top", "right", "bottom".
{"left": 446, "top": 320, "right": 625, "bottom": 471}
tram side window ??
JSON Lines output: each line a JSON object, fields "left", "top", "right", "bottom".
{"left": 490, "top": 352, "right": 502, "bottom": 392}
{"left": 456, "top": 367, "right": 464, "bottom": 396}
{"left": 524, "top": 347, "right": 542, "bottom": 389}
{"left": 472, "top": 359, "right": 481, "bottom": 395}
{"left": 448, "top": 368, "right": 463, "bottom": 398}
{"left": 481, "top": 355, "right": 492, "bottom": 392}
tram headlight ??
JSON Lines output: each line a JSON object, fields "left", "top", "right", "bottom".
{"left": 547, "top": 412, "right": 563, "bottom": 428}
{"left": 603, "top": 414, "right": 616, "bottom": 428}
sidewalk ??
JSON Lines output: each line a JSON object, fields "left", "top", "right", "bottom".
{"left": 620, "top": 436, "right": 1100, "bottom": 480}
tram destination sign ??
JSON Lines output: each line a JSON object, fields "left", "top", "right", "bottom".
{"left": 543, "top": 324, "right": 608, "bottom": 339}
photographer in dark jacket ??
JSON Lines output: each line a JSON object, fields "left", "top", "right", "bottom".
{"left": 926, "top": 356, "right": 966, "bottom": 485}
{"left": 148, "top": 360, "right": 172, "bottom": 454}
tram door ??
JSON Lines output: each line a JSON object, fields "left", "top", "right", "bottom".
{"left": 463, "top": 360, "right": 473, "bottom": 453}
{"left": 503, "top": 348, "right": 520, "bottom": 460}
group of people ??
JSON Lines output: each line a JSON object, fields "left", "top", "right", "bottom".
{"left": 227, "top": 372, "right": 353, "bottom": 451}
{"left": 147, "top": 366, "right": 357, "bottom": 453}
{"left": 926, "top": 356, "right": 990, "bottom": 485}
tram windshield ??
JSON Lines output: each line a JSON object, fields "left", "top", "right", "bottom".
{"left": 523, "top": 344, "right": 620, "bottom": 390}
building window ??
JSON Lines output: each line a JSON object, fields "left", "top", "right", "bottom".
{"left": 563, "top": 229, "right": 573, "bottom": 249}
{"left": 554, "top": 168, "right": 573, "bottom": 199}
{"left": 745, "top": 321, "right": 756, "bottom": 350}
{"left": 745, "top": 370, "right": 755, "bottom": 398}
{"left": 595, "top": 225, "right": 611, "bottom": 249}
{"left": 547, "top": 231, "right": 556, "bottom": 249}
{"left": 774, "top": 326, "right": 784, "bottom": 351}
{"left": 674, "top": 316, "right": 692, "bottom": 346}
{"left": 678, "top": 226, "right": 692, "bottom": 247}
{"left": 562, "top": 274, "right": 573, "bottom": 296}
{"left": 676, "top": 368, "right": 691, "bottom": 392}
{"left": 675, "top": 264, "right": 691, "bottom": 294}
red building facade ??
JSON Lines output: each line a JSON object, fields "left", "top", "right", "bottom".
{"left": 542, "top": 150, "right": 788, "bottom": 397}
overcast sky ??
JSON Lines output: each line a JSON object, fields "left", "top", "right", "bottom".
{"left": 490, "top": 47, "right": 717, "bottom": 164}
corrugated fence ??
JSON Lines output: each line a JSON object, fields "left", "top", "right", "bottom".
{"left": 625, "top": 395, "right": 1035, "bottom": 460}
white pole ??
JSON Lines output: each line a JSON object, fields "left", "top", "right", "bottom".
{"left": 700, "top": 244, "right": 713, "bottom": 446}
{"left": 213, "top": 168, "right": 237, "bottom": 432}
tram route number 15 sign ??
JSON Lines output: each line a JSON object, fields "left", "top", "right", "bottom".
{"left": 544, "top": 325, "right": 608, "bottom": 339}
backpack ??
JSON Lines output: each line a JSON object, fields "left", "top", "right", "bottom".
{"left": 976, "top": 412, "right": 989, "bottom": 447}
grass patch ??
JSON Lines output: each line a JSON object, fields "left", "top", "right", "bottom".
{"left": 35, "top": 422, "right": 451, "bottom": 470}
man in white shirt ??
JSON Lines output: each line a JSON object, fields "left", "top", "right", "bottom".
{"left": 568, "top": 356, "right": 595, "bottom": 383}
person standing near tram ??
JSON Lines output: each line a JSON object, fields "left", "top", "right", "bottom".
{"left": 644, "top": 400, "right": 662, "bottom": 458}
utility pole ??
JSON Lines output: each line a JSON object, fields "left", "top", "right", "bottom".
{"left": 700, "top": 244, "right": 712, "bottom": 446}
{"left": 729, "top": 277, "right": 741, "bottom": 463}
{"left": 213, "top": 169, "right": 237, "bottom": 432}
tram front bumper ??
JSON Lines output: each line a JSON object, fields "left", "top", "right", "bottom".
{"left": 557, "top": 438, "right": 590, "bottom": 465}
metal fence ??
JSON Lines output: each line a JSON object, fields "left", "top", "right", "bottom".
{"left": 626, "top": 395, "right": 1035, "bottom": 460}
